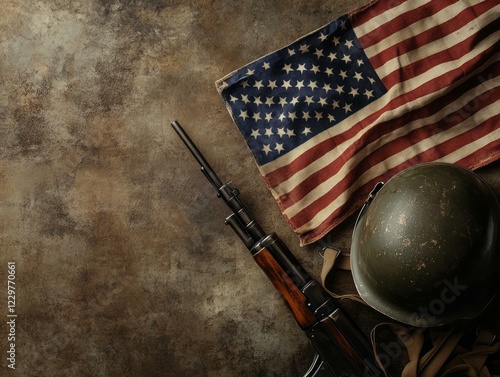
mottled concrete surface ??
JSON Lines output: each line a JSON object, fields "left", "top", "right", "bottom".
{"left": 0, "top": 1, "right": 498, "bottom": 376}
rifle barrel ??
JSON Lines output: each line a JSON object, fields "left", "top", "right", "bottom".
{"left": 171, "top": 121, "right": 224, "bottom": 190}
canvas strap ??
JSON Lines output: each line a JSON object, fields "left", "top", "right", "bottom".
{"left": 320, "top": 247, "right": 500, "bottom": 377}
{"left": 319, "top": 244, "right": 366, "bottom": 304}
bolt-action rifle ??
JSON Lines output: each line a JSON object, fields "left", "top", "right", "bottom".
{"left": 172, "top": 120, "right": 384, "bottom": 377}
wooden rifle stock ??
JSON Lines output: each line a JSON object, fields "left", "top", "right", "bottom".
{"left": 253, "top": 246, "right": 318, "bottom": 330}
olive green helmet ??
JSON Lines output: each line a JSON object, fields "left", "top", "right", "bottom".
{"left": 351, "top": 163, "right": 500, "bottom": 327}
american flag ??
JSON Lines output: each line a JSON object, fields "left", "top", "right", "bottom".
{"left": 216, "top": 0, "right": 500, "bottom": 246}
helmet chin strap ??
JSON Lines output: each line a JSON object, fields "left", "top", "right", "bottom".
{"left": 317, "top": 242, "right": 366, "bottom": 305}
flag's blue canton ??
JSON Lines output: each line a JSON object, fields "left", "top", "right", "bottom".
{"left": 221, "top": 15, "right": 387, "bottom": 165}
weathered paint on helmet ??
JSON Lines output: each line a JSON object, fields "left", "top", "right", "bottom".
{"left": 351, "top": 163, "right": 500, "bottom": 327}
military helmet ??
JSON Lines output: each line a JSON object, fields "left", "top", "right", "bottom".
{"left": 351, "top": 162, "right": 500, "bottom": 327}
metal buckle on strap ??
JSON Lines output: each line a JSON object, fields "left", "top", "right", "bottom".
{"left": 476, "top": 327, "right": 498, "bottom": 346}
{"left": 317, "top": 239, "right": 341, "bottom": 260}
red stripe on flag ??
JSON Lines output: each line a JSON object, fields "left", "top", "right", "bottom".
{"left": 350, "top": 0, "right": 408, "bottom": 29}
{"left": 366, "top": 1, "right": 496, "bottom": 70}
{"left": 355, "top": 0, "right": 458, "bottom": 49}
{"left": 455, "top": 139, "right": 500, "bottom": 171}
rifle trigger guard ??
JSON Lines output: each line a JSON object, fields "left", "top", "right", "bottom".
{"left": 303, "top": 353, "right": 334, "bottom": 377}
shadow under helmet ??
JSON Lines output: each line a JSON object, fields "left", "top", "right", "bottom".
{"left": 351, "top": 162, "right": 500, "bottom": 327}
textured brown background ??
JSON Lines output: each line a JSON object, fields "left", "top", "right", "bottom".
{"left": 0, "top": 1, "right": 499, "bottom": 376}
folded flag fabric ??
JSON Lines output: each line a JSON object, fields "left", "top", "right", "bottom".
{"left": 216, "top": 0, "right": 500, "bottom": 246}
